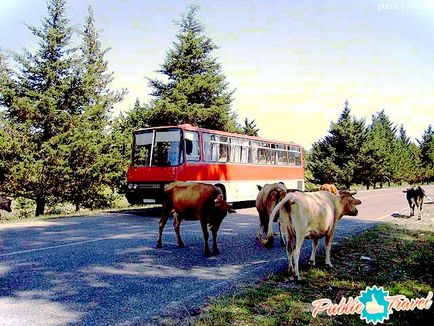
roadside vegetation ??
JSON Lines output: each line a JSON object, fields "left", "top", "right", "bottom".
{"left": 194, "top": 219, "right": 434, "bottom": 325}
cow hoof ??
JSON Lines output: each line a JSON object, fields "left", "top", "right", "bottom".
{"left": 177, "top": 242, "right": 185, "bottom": 248}
{"left": 156, "top": 243, "right": 162, "bottom": 249}
{"left": 294, "top": 276, "right": 302, "bottom": 283}
{"left": 326, "top": 263, "right": 334, "bottom": 269}
{"left": 205, "top": 250, "right": 212, "bottom": 258}
{"left": 213, "top": 248, "right": 220, "bottom": 256}
{"left": 308, "top": 260, "right": 316, "bottom": 266}
{"left": 418, "top": 217, "right": 421, "bottom": 220}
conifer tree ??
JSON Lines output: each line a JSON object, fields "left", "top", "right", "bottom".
{"left": 309, "top": 101, "right": 366, "bottom": 189}
{"left": 362, "top": 110, "right": 398, "bottom": 188}
{"left": 417, "top": 124, "right": 434, "bottom": 182}
{"left": 60, "top": 6, "right": 126, "bottom": 211}
{"left": 0, "top": 0, "right": 76, "bottom": 215}
{"left": 242, "top": 118, "right": 259, "bottom": 136}
{"left": 146, "top": 6, "right": 238, "bottom": 131}
{"left": 393, "top": 124, "right": 417, "bottom": 184}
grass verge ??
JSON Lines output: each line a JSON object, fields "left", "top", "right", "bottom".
{"left": 194, "top": 224, "right": 434, "bottom": 326}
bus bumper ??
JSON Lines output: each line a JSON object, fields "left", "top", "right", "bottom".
{"left": 125, "top": 182, "right": 170, "bottom": 205}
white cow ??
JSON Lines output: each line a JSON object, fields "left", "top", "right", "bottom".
{"left": 261, "top": 190, "right": 362, "bottom": 281}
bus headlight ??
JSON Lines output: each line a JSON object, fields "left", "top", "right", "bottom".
{"left": 127, "top": 183, "right": 136, "bottom": 190}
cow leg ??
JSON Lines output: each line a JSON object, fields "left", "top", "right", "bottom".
{"left": 309, "top": 238, "right": 319, "bottom": 266}
{"left": 292, "top": 234, "right": 304, "bottom": 281}
{"left": 278, "top": 221, "right": 285, "bottom": 247}
{"left": 285, "top": 238, "right": 295, "bottom": 278}
{"left": 257, "top": 212, "right": 268, "bottom": 239}
{"left": 417, "top": 202, "right": 422, "bottom": 220}
{"left": 173, "top": 213, "right": 185, "bottom": 247}
{"left": 200, "top": 220, "right": 212, "bottom": 257}
{"left": 410, "top": 202, "right": 415, "bottom": 217}
{"left": 156, "top": 209, "right": 170, "bottom": 249}
{"left": 325, "top": 233, "right": 334, "bottom": 268}
{"left": 210, "top": 224, "right": 221, "bottom": 256}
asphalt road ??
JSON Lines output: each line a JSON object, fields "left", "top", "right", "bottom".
{"left": 1, "top": 186, "right": 433, "bottom": 325}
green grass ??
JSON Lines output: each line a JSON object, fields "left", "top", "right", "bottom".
{"left": 194, "top": 224, "right": 434, "bottom": 326}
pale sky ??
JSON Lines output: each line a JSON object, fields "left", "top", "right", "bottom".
{"left": 1, "top": 0, "right": 433, "bottom": 148}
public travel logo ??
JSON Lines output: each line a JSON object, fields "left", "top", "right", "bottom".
{"left": 312, "top": 286, "right": 432, "bottom": 324}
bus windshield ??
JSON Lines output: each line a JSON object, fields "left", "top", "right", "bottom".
{"left": 132, "top": 128, "right": 183, "bottom": 167}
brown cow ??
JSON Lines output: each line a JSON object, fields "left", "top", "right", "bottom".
{"left": 0, "top": 196, "right": 12, "bottom": 219}
{"left": 319, "top": 183, "right": 339, "bottom": 195}
{"left": 156, "top": 182, "right": 235, "bottom": 257}
{"left": 256, "top": 183, "right": 287, "bottom": 246}
{"left": 261, "top": 190, "right": 361, "bottom": 281}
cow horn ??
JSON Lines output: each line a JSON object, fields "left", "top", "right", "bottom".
{"left": 339, "top": 190, "right": 357, "bottom": 196}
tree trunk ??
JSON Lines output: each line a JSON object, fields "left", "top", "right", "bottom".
{"left": 35, "top": 197, "right": 46, "bottom": 216}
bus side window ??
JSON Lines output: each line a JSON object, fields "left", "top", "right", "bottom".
{"left": 250, "top": 141, "right": 259, "bottom": 164}
{"left": 185, "top": 131, "right": 200, "bottom": 161}
{"left": 241, "top": 139, "right": 249, "bottom": 163}
{"left": 218, "top": 136, "right": 229, "bottom": 162}
{"left": 230, "top": 137, "right": 241, "bottom": 163}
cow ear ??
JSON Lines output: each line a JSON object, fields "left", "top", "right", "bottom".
{"left": 353, "top": 198, "right": 362, "bottom": 205}
{"left": 257, "top": 185, "right": 263, "bottom": 191}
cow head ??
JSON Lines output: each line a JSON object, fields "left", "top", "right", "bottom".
{"left": 262, "top": 183, "right": 287, "bottom": 220}
{"left": 339, "top": 190, "right": 362, "bottom": 217}
{"left": 214, "top": 191, "right": 236, "bottom": 216}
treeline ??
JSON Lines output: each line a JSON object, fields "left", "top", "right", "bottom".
{"left": 0, "top": 1, "right": 253, "bottom": 216}
{"left": 307, "top": 101, "right": 434, "bottom": 190}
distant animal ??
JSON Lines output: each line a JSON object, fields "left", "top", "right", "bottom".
{"left": 0, "top": 196, "right": 12, "bottom": 219}
{"left": 156, "top": 181, "right": 235, "bottom": 257}
{"left": 403, "top": 186, "right": 426, "bottom": 220}
{"left": 256, "top": 183, "right": 288, "bottom": 246}
{"left": 260, "top": 190, "right": 362, "bottom": 281}
{"left": 319, "top": 183, "right": 339, "bottom": 195}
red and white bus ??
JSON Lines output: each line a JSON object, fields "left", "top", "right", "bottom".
{"left": 126, "top": 124, "right": 304, "bottom": 204}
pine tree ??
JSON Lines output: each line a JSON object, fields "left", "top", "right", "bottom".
{"left": 362, "top": 110, "right": 398, "bottom": 188}
{"left": 146, "top": 6, "right": 238, "bottom": 132}
{"left": 393, "top": 124, "right": 417, "bottom": 184}
{"left": 122, "top": 97, "right": 149, "bottom": 130}
{"left": 242, "top": 118, "right": 259, "bottom": 136}
{"left": 309, "top": 101, "right": 366, "bottom": 189}
{"left": 60, "top": 6, "right": 126, "bottom": 211}
{"left": 417, "top": 124, "right": 434, "bottom": 182}
{"left": 0, "top": 0, "right": 76, "bottom": 215}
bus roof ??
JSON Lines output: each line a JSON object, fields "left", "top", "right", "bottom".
{"left": 133, "top": 124, "right": 302, "bottom": 147}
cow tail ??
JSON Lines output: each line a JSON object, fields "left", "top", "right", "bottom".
{"left": 260, "top": 193, "right": 292, "bottom": 248}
